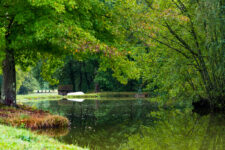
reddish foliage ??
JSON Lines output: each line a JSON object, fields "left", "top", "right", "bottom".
{"left": 0, "top": 104, "right": 70, "bottom": 129}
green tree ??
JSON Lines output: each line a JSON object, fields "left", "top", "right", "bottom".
{"left": 56, "top": 56, "right": 98, "bottom": 92}
{"left": 18, "top": 73, "right": 40, "bottom": 94}
{"left": 149, "top": 0, "right": 225, "bottom": 109}
{"left": 32, "top": 61, "right": 52, "bottom": 90}
{"left": 118, "top": 0, "right": 225, "bottom": 110}
{"left": 16, "top": 67, "right": 29, "bottom": 92}
{"left": 0, "top": 0, "right": 140, "bottom": 106}
{"left": 94, "top": 69, "right": 139, "bottom": 92}
{"left": 0, "top": 0, "right": 94, "bottom": 105}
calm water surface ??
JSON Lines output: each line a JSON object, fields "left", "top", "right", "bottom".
{"left": 24, "top": 99, "right": 225, "bottom": 150}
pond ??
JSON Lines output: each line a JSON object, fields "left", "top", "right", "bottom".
{"left": 24, "top": 99, "right": 225, "bottom": 150}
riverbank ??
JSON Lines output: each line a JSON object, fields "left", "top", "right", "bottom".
{"left": 17, "top": 92, "right": 149, "bottom": 101}
{"left": 0, "top": 124, "right": 87, "bottom": 150}
{"left": 0, "top": 103, "right": 69, "bottom": 129}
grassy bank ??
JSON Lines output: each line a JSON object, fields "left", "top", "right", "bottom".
{"left": 17, "top": 92, "right": 149, "bottom": 101}
{"left": 67, "top": 92, "right": 145, "bottom": 98}
{"left": 0, "top": 124, "right": 87, "bottom": 150}
{"left": 17, "top": 93, "right": 62, "bottom": 101}
{"left": 0, "top": 104, "right": 69, "bottom": 129}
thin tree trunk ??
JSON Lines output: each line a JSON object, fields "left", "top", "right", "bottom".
{"left": 1, "top": 49, "right": 16, "bottom": 106}
{"left": 79, "top": 62, "right": 83, "bottom": 91}
{"left": 83, "top": 63, "right": 91, "bottom": 90}
{"left": 198, "top": 55, "right": 215, "bottom": 104}
{"left": 69, "top": 60, "right": 76, "bottom": 91}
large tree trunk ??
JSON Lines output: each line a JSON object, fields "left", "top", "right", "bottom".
{"left": 1, "top": 49, "right": 16, "bottom": 106}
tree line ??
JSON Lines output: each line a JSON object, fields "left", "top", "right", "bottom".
{"left": 0, "top": 0, "right": 224, "bottom": 111}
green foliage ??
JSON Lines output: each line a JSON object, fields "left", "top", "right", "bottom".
{"left": 35, "top": 54, "right": 140, "bottom": 92}
{"left": 40, "top": 57, "right": 64, "bottom": 85}
{"left": 0, "top": 0, "right": 109, "bottom": 72}
{"left": 0, "top": 0, "right": 142, "bottom": 101}
{"left": 17, "top": 135, "right": 32, "bottom": 142}
{"left": 94, "top": 70, "right": 139, "bottom": 91}
{"left": 94, "top": 70, "right": 119, "bottom": 91}
{"left": 115, "top": 0, "right": 225, "bottom": 107}
{"left": 32, "top": 61, "right": 52, "bottom": 90}
{"left": 0, "top": 75, "right": 2, "bottom": 96}
{"left": 0, "top": 27, "right": 5, "bottom": 49}
{"left": 57, "top": 57, "right": 97, "bottom": 92}
{"left": 18, "top": 73, "right": 40, "bottom": 94}
{"left": 16, "top": 67, "right": 29, "bottom": 92}
{"left": 1, "top": 0, "right": 224, "bottom": 109}
{"left": 98, "top": 55, "right": 140, "bottom": 85}
{"left": 0, "top": 27, "right": 5, "bottom": 73}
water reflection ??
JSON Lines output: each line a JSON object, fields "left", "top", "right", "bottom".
{"left": 24, "top": 99, "right": 225, "bottom": 150}
{"left": 34, "top": 127, "right": 70, "bottom": 137}
{"left": 121, "top": 111, "right": 225, "bottom": 150}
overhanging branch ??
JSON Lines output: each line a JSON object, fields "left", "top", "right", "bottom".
{"left": 164, "top": 22, "right": 198, "bottom": 57}
{"left": 148, "top": 35, "right": 190, "bottom": 59}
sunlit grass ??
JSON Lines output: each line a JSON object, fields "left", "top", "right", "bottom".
{"left": 17, "top": 93, "right": 62, "bottom": 101}
{"left": 0, "top": 124, "right": 87, "bottom": 150}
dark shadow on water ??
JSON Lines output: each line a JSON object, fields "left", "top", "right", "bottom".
{"left": 199, "top": 114, "right": 225, "bottom": 150}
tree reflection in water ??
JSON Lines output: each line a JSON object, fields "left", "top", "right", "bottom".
{"left": 34, "top": 127, "right": 70, "bottom": 137}
{"left": 121, "top": 110, "right": 225, "bottom": 150}
{"left": 25, "top": 100, "right": 225, "bottom": 150}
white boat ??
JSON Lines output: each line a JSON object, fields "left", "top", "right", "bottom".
{"left": 67, "top": 99, "right": 85, "bottom": 102}
{"left": 67, "top": 92, "right": 85, "bottom": 95}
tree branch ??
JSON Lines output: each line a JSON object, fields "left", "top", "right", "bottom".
{"left": 164, "top": 22, "right": 198, "bottom": 57}
{"left": 160, "top": 34, "right": 190, "bottom": 49}
{"left": 171, "top": 0, "right": 202, "bottom": 56}
{"left": 171, "top": 0, "right": 183, "bottom": 11}
{"left": 148, "top": 35, "right": 190, "bottom": 59}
